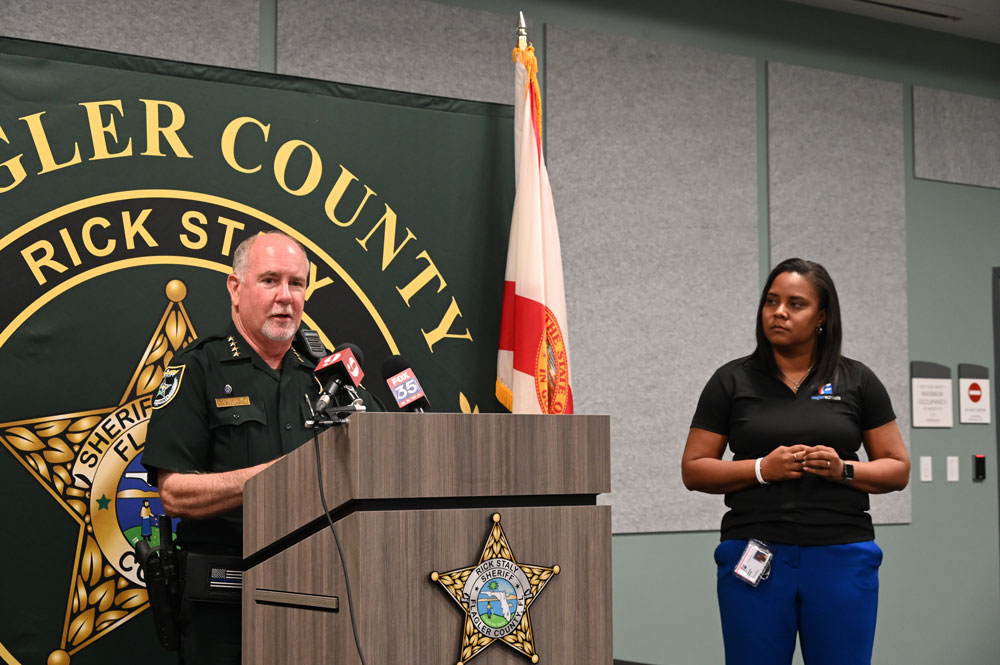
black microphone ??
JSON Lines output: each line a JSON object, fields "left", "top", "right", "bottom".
{"left": 334, "top": 343, "right": 366, "bottom": 404}
{"left": 314, "top": 344, "right": 365, "bottom": 413}
{"left": 381, "top": 355, "right": 430, "bottom": 412}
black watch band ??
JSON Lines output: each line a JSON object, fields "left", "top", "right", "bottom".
{"left": 842, "top": 461, "right": 854, "bottom": 482}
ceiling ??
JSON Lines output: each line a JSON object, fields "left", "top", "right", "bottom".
{"left": 784, "top": 0, "right": 1000, "bottom": 44}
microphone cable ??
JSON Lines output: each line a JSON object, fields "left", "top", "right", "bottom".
{"left": 311, "top": 427, "right": 368, "bottom": 665}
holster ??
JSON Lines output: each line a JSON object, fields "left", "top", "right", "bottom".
{"left": 134, "top": 515, "right": 183, "bottom": 651}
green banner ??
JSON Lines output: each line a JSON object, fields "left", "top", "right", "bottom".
{"left": 0, "top": 37, "right": 512, "bottom": 664}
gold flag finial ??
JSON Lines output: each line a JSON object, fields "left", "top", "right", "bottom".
{"left": 517, "top": 11, "right": 528, "bottom": 49}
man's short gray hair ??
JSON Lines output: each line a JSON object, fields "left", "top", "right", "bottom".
{"left": 232, "top": 231, "right": 308, "bottom": 279}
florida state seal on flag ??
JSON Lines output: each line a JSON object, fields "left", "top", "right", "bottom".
{"left": 496, "top": 18, "right": 574, "bottom": 415}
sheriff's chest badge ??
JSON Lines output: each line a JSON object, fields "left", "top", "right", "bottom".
{"left": 431, "top": 513, "right": 559, "bottom": 664}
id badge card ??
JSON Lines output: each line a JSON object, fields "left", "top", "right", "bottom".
{"left": 733, "top": 539, "right": 772, "bottom": 587}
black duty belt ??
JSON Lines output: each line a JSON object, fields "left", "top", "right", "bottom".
{"left": 183, "top": 551, "right": 243, "bottom": 604}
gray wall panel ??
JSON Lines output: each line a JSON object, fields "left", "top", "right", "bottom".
{"left": 547, "top": 25, "right": 759, "bottom": 533}
{"left": 914, "top": 86, "right": 1000, "bottom": 189}
{"left": 276, "top": 0, "right": 514, "bottom": 103}
{"left": 768, "top": 62, "right": 911, "bottom": 524}
{"left": 0, "top": 0, "right": 258, "bottom": 68}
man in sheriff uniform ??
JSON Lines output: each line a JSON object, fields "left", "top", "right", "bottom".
{"left": 143, "top": 231, "right": 343, "bottom": 664}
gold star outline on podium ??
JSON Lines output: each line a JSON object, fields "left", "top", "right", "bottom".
{"left": 0, "top": 280, "right": 197, "bottom": 665}
{"left": 431, "top": 513, "right": 559, "bottom": 664}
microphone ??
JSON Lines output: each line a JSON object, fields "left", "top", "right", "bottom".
{"left": 334, "top": 343, "right": 366, "bottom": 404}
{"left": 334, "top": 342, "right": 365, "bottom": 367}
{"left": 314, "top": 344, "right": 365, "bottom": 414}
{"left": 381, "top": 355, "right": 430, "bottom": 412}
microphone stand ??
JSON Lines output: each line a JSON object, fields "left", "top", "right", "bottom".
{"left": 304, "top": 394, "right": 365, "bottom": 429}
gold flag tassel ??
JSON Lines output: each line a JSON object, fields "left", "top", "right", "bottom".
{"left": 512, "top": 13, "right": 543, "bottom": 142}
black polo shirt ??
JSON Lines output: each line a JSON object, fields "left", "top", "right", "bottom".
{"left": 691, "top": 354, "right": 896, "bottom": 545}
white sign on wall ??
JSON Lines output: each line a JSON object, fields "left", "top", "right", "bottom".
{"left": 959, "top": 377, "right": 991, "bottom": 424}
{"left": 912, "top": 377, "right": 953, "bottom": 428}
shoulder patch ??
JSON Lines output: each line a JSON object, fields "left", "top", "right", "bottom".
{"left": 152, "top": 365, "right": 186, "bottom": 409}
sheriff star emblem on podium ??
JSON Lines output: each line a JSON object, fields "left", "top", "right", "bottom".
{"left": 431, "top": 513, "right": 559, "bottom": 664}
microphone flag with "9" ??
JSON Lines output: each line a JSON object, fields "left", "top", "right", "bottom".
{"left": 313, "top": 346, "right": 365, "bottom": 414}
{"left": 316, "top": 347, "right": 364, "bottom": 385}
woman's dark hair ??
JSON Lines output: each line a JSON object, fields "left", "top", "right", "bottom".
{"left": 754, "top": 257, "right": 843, "bottom": 389}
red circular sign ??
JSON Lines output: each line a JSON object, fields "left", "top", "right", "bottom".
{"left": 969, "top": 382, "right": 982, "bottom": 403}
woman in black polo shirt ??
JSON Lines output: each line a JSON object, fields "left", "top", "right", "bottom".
{"left": 681, "top": 257, "right": 910, "bottom": 665}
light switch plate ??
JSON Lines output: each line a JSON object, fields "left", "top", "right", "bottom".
{"left": 920, "top": 456, "right": 933, "bottom": 482}
{"left": 947, "top": 456, "right": 959, "bottom": 482}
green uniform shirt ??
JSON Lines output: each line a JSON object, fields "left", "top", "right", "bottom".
{"left": 142, "top": 323, "right": 323, "bottom": 555}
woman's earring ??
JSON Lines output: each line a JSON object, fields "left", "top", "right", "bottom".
{"left": 816, "top": 325, "right": 824, "bottom": 335}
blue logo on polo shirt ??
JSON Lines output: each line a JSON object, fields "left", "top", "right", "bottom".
{"left": 811, "top": 383, "right": 841, "bottom": 401}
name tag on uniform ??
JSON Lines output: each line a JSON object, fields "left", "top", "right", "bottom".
{"left": 733, "top": 539, "right": 772, "bottom": 586}
{"left": 215, "top": 396, "right": 251, "bottom": 408}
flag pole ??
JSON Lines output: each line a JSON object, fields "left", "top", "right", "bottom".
{"left": 497, "top": 11, "right": 574, "bottom": 415}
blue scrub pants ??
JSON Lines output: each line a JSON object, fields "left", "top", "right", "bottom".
{"left": 715, "top": 539, "right": 882, "bottom": 665}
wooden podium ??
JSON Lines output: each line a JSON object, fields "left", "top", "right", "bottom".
{"left": 242, "top": 412, "right": 611, "bottom": 665}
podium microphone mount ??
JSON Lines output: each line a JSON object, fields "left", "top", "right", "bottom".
{"left": 304, "top": 394, "right": 366, "bottom": 428}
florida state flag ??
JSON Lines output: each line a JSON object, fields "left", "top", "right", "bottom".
{"left": 495, "top": 37, "right": 573, "bottom": 414}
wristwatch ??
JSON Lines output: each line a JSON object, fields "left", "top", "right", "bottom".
{"left": 842, "top": 462, "right": 854, "bottom": 482}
